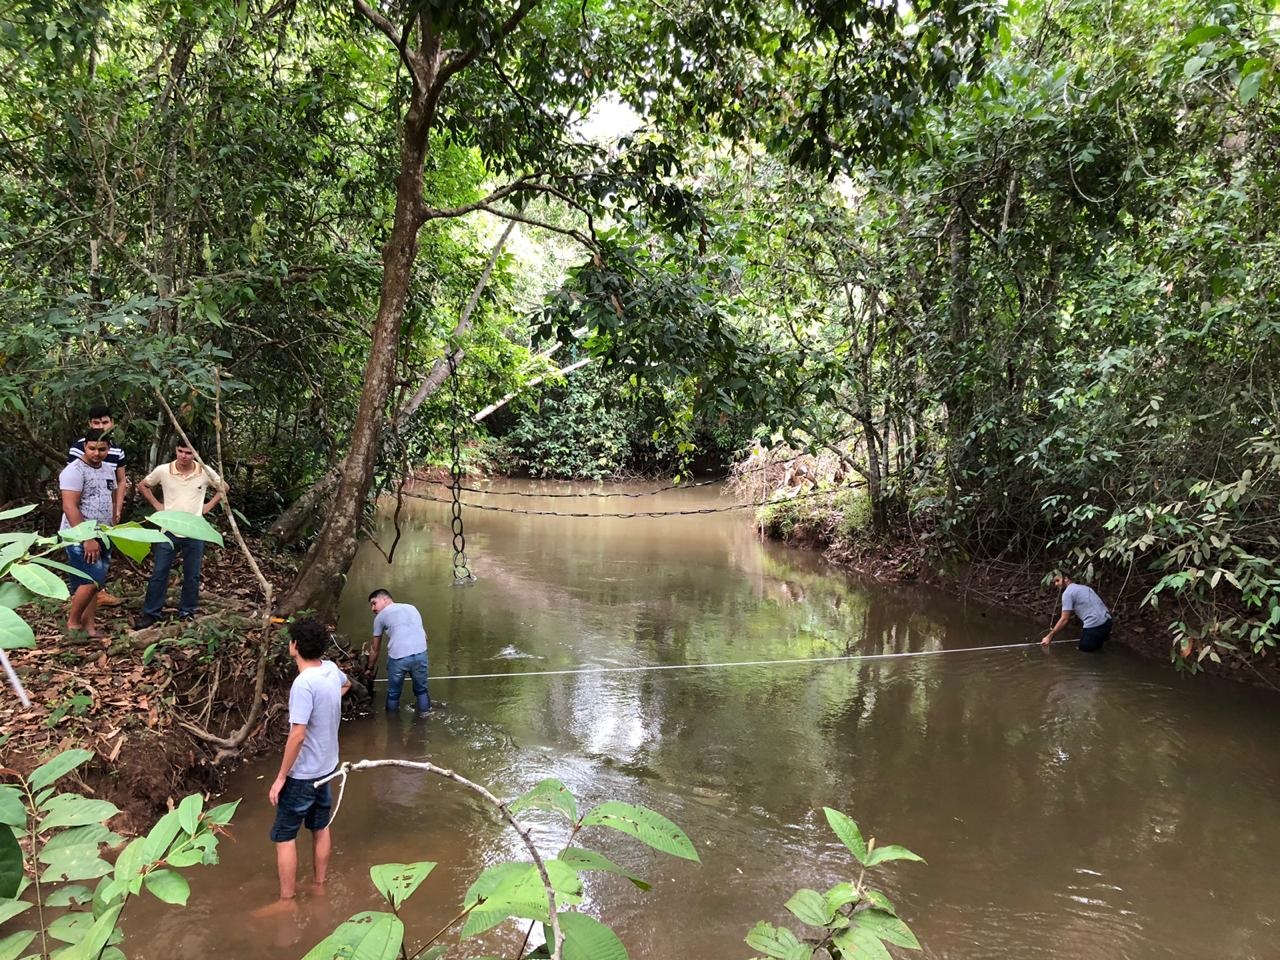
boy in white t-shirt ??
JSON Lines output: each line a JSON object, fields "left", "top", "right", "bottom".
{"left": 133, "top": 439, "right": 228, "bottom": 628}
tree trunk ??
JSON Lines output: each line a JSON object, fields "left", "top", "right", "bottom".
{"left": 278, "top": 89, "right": 435, "bottom": 618}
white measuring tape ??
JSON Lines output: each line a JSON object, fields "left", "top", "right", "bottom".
{"left": 370, "top": 639, "right": 1073, "bottom": 683}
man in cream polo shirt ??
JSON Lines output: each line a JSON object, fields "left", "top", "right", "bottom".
{"left": 133, "top": 438, "right": 228, "bottom": 628}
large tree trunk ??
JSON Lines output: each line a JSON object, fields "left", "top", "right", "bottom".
{"left": 278, "top": 90, "right": 434, "bottom": 618}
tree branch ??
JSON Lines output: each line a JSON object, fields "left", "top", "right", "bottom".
{"left": 433, "top": 0, "right": 543, "bottom": 97}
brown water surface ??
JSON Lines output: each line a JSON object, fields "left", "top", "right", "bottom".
{"left": 126, "top": 481, "right": 1280, "bottom": 959}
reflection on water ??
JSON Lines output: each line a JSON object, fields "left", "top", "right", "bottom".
{"left": 124, "top": 481, "right": 1280, "bottom": 959}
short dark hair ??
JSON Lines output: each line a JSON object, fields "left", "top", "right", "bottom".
{"left": 83, "top": 428, "right": 110, "bottom": 445}
{"left": 368, "top": 588, "right": 393, "bottom": 603}
{"left": 88, "top": 404, "right": 112, "bottom": 420}
{"left": 288, "top": 618, "right": 328, "bottom": 659}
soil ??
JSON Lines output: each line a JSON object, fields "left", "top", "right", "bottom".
{"left": 1, "top": 535, "right": 369, "bottom": 833}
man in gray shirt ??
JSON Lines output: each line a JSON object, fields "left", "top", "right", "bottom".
{"left": 1041, "top": 573, "right": 1113, "bottom": 652}
{"left": 367, "top": 588, "right": 431, "bottom": 713}
{"left": 58, "top": 429, "right": 116, "bottom": 638}
{"left": 267, "top": 618, "right": 350, "bottom": 906}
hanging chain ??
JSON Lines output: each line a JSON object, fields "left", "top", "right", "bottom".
{"left": 447, "top": 350, "right": 475, "bottom": 585}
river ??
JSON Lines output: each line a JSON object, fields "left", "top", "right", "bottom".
{"left": 126, "top": 480, "right": 1280, "bottom": 959}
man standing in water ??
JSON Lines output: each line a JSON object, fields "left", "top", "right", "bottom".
{"left": 1041, "top": 573, "right": 1113, "bottom": 651}
{"left": 267, "top": 618, "right": 350, "bottom": 905}
{"left": 367, "top": 588, "right": 431, "bottom": 713}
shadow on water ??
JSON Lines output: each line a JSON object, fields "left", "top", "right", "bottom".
{"left": 123, "top": 481, "right": 1280, "bottom": 959}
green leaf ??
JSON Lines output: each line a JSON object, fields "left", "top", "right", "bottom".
{"left": 56, "top": 902, "right": 122, "bottom": 960}
{"left": 204, "top": 799, "right": 240, "bottom": 826}
{"left": 0, "top": 825, "right": 23, "bottom": 898}
{"left": 0, "top": 606, "right": 35, "bottom": 651}
{"left": 555, "top": 911, "right": 628, "bottom": 960}
{"left": 863, "top": 844, "right": 925, "bottom": 867}
{"left": 0, "top": 581, "right": 34, "bottom": 610}
{"left": 1239, "top": 67, "right": 1267, "bottom": 106}
{"left": 7, "top": 562, "right": 69, "bottom": 600}
{"left": 0, "top": 899, "right": 32, "bottom": 924}
{"left": 369, "top": 861, "right": 436, "bottom": 910}
{"left": 58, "top": 520, "right": 102, "bottom": 544}
{"left": 49, "top": 911, "right": 96, "bottom": 944}
{"left": 300, "top": 910, "right": 404, "bottom": 960}
{"left": 40, "top": 844, "right": 113, "bottom": 882}
{"left": 580, "top": 801, "right": 699, "bottom": 862}
{"left": 107, "top": 535, "right": 152, "bottom": 563}
{"left": 0, "top": 504, "right": 36, "bottom": 522}
{"left": 785, "top": 888, "right": 833, "bottom": 926}
{"left": 148, "top": 510, "right": 224, "bottom": 546}
{"left": 1180, "top": 25, "right": 1226, "bottom": 48}
{"left": 826, "top": 881, "right": 860, "bottom": 914}
{"left": 113, "top": 836, "right": 151, "bottom": 884}
{"left": 102, "top": 523, "right": 170, "bottom": 544}
{"left": 558, "top": 847, "right": 650, "bottom": 890}
{"left": 143, "top": 809, "right": 182, "bottom": 862}
{"left": 510, "top": 778, "right": 578, "bottom": 822}
{"left": 28, "top": 748, "right": 95, "bottom": 791}
{"left": 832, "top": 924, "right": 893, "bottom": 960}
{"left": 144, "top": 868, "right": 191, "bottom": 905}
{"left": 822, "top": 808, "right": 867, "bottom": 864}
{"left": 862, "top": 890, "right": 895, "bottom": 914}
{"left": 0, "top": 786, "right": 24, "bottom": 827}
{"left": 852, "top": 908, "right": 920, "bottom": 949}
{"left": 30, "top": 555, "right": 94, "bottom": 579}
{"left": 40, "top": 822, "right": 122, "bottom": 857}
{"left": 39, "top": 794, "right": 120, "bottom": 831}
{"left": 176, "top": 793, "right": 203, "bottom": 835}
{"left": 461, "top": 861, "right": 583, "bottom": 938}
{"left": 43, "top": 883, "right": 95, "bottom": 906}
{"left": 0, "top": 930, "right": 37, "bottom": 960}
{"left": 745, "top": 921, "right": 810, "bottom": 960}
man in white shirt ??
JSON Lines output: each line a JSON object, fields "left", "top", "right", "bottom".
{"left": 1041, "top": 573, "right": 1113, "bottom": 652}
{"left": 133, "top": 439, "right": 227, "bottom": 628}
{"left": 59, "top": 429, "right": 116, "bottom": 638}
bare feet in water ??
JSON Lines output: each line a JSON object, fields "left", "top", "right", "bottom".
{"left": 250, "top": 897, "right": 298, "bottom": 919}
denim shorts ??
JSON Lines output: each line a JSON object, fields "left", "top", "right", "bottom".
{"left": 269, "top": 774, "right": 334, "bottom": 842}
{"left": 1079, "top": 618, "right": 1114, "bottom": 652}
{"left": 64, "top": 542, "right": 111, "bottom": 589}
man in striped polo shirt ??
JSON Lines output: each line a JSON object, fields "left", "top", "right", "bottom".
{"left": 68, "top": 404, "right": 128, "bottom": 606}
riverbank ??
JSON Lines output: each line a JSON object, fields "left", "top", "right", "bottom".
{"left": 755, "top": 489, "right": 1280, "bottom": 692}
{"left": 2, "top": 539, "right": 313, "bottom": 831}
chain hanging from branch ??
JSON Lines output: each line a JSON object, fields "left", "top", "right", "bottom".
{"left": 447, "top": 350, "right": 476, "bottom": 585}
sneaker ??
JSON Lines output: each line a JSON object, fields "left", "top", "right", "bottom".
{"left": 98, "top": 590, "right": 123, "bottom": 607}
{"left": 132, "top": 614, "right": 158, "bottom": 630}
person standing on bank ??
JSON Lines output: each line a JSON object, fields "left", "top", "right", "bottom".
{"left": 268, "top": 618, "right": 350, "bottom": 905}
{"left": 133, "top": 438, "right": 227, "bottom": 629}
{"left": 59, "top": 429, "right": 116, "bottom": 638}
{"left": 68, "top": 404, "right": 128, "bottom": 606}
{"left": 1041, "top": 573, "right": 1113, "bottom": 651}
{"left": 367, "top": 589, "right": 431, "bottom": 713}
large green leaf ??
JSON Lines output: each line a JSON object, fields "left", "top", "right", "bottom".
{"left": 176, "top": 792, "right": 203, "bottom": 835}
{"left": 30, "top": 555, "right": 94, "bottom": 579}
{"left": 369, "top": 861, "right": 436, "bottom": 910}
{"left": 0, "top": 825, "right": 22, "bottom": 898}
{"left": 106, "top": 535, "right": 152, "bottom": 563}
{"left": 0, "top": 899, "right": 32, "bottom": 924}
{"left": 143, "top": 868, "right": 191, "bottom": 905}
{"left": 204, "top": 799, "right": 239, "bottom": 826}
{"left": 40, "top": 843, "right": 113, "bottom": 883}
{"left": 510, "top": 778, "right": 578, "bottom": 822}
{"left": 56, "top": 902, "right": 122, "bottom": 960}
{"left": 102, "top": 523, "right": 170, "bottom": 544}
{"left": 38, "top": 793, "right": 120, "bottom": 831}
{"left": 555, "top": 911, "right": 628, "bottom": 960}
{"left": 851, "top": 908, "right": 920, "bottom": 949}
{"left": 58, "top": 521, "right": 102, "bottom": 544}
{"left": 461, "top": 861, "right": 583, "bottom": 939}
{"left": 0, "top": 505, "right": 36, "bottom": 522}
{"left": 49, "top": 910, "right": 95, "bottom": 944}
{"left": 558, "top": 847, "right": 650, "bottom": 890}
{"left": 0, "top": 786, "right": 24, "bottom": 827}
{"left": 579, "top": 801, "right": 699, "bottom": 862}
{"left": 0, "top": 581, "right": 34, "bottom": 610}
{"left": 28, "top": 748, "right": 95, "bottom": 791}
{"left": 0, "top": 606, "right": 34, "bottom": 651}
{"left": 142, "top": 809, "right": 182, "bottom": 863}
{"left": 832, "top": 924, "right": 893, "bottom": 960}
{"left": 745, "top": 921, "right": 810, "bottom": 960}
{"left": 785, "top": 888, "right": 834, "bottom": 927}
{"left": 300, "top": 910, "right": 404, "bottom": 960}
{"left": 148, "top": 510, "right": 224, "bottom": 546}
{"left": 7, "top": 562, "right": 69, "bottom": 600}
{"left": 39, "top": 823, "right": 122, "bottom": 857}
{"left": 863, "top": 844, "right": 925, "bottom": 867}
{"left": 0, "top": 929, "right": 36, "bottom": 960}
{"left": 823, "top": 808, "right": 867, "bottom": 864}
{"left": 43, "top": 883, "right": 94, "bottom": 907}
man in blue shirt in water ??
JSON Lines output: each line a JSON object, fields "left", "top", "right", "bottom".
{"left": 367, "top": 588, "right": 431, "bottom": 713}
{"left": 1041, "top": 573, "right": 1113, "bottom": 652}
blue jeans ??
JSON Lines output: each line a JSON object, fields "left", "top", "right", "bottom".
{"left": 269, "top": 774, "right": 334, "bottom": 842}
{"left": 385, "top": 650, "right": 430, "bottom": 711}
{"left": 143, "top": 535, "right": 206, "bottom": 618}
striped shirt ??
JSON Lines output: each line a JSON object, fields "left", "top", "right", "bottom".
{"left": 68, "top": 437, "right": 126, "bottom": 470}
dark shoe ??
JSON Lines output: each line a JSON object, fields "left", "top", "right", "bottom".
{"left": 132, "top": 614, "right": 158, "bottom": 630}
{"left": 178, "top": 612, "right": 196, "bottom": 621}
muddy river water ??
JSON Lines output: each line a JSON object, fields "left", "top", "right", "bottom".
{"left": 127, "top": 481, "right": 1280, "bottom": 959}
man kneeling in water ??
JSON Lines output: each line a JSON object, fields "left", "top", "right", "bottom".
{"left": 1041, "top": 573, "right": 1113, "bottom": 652}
